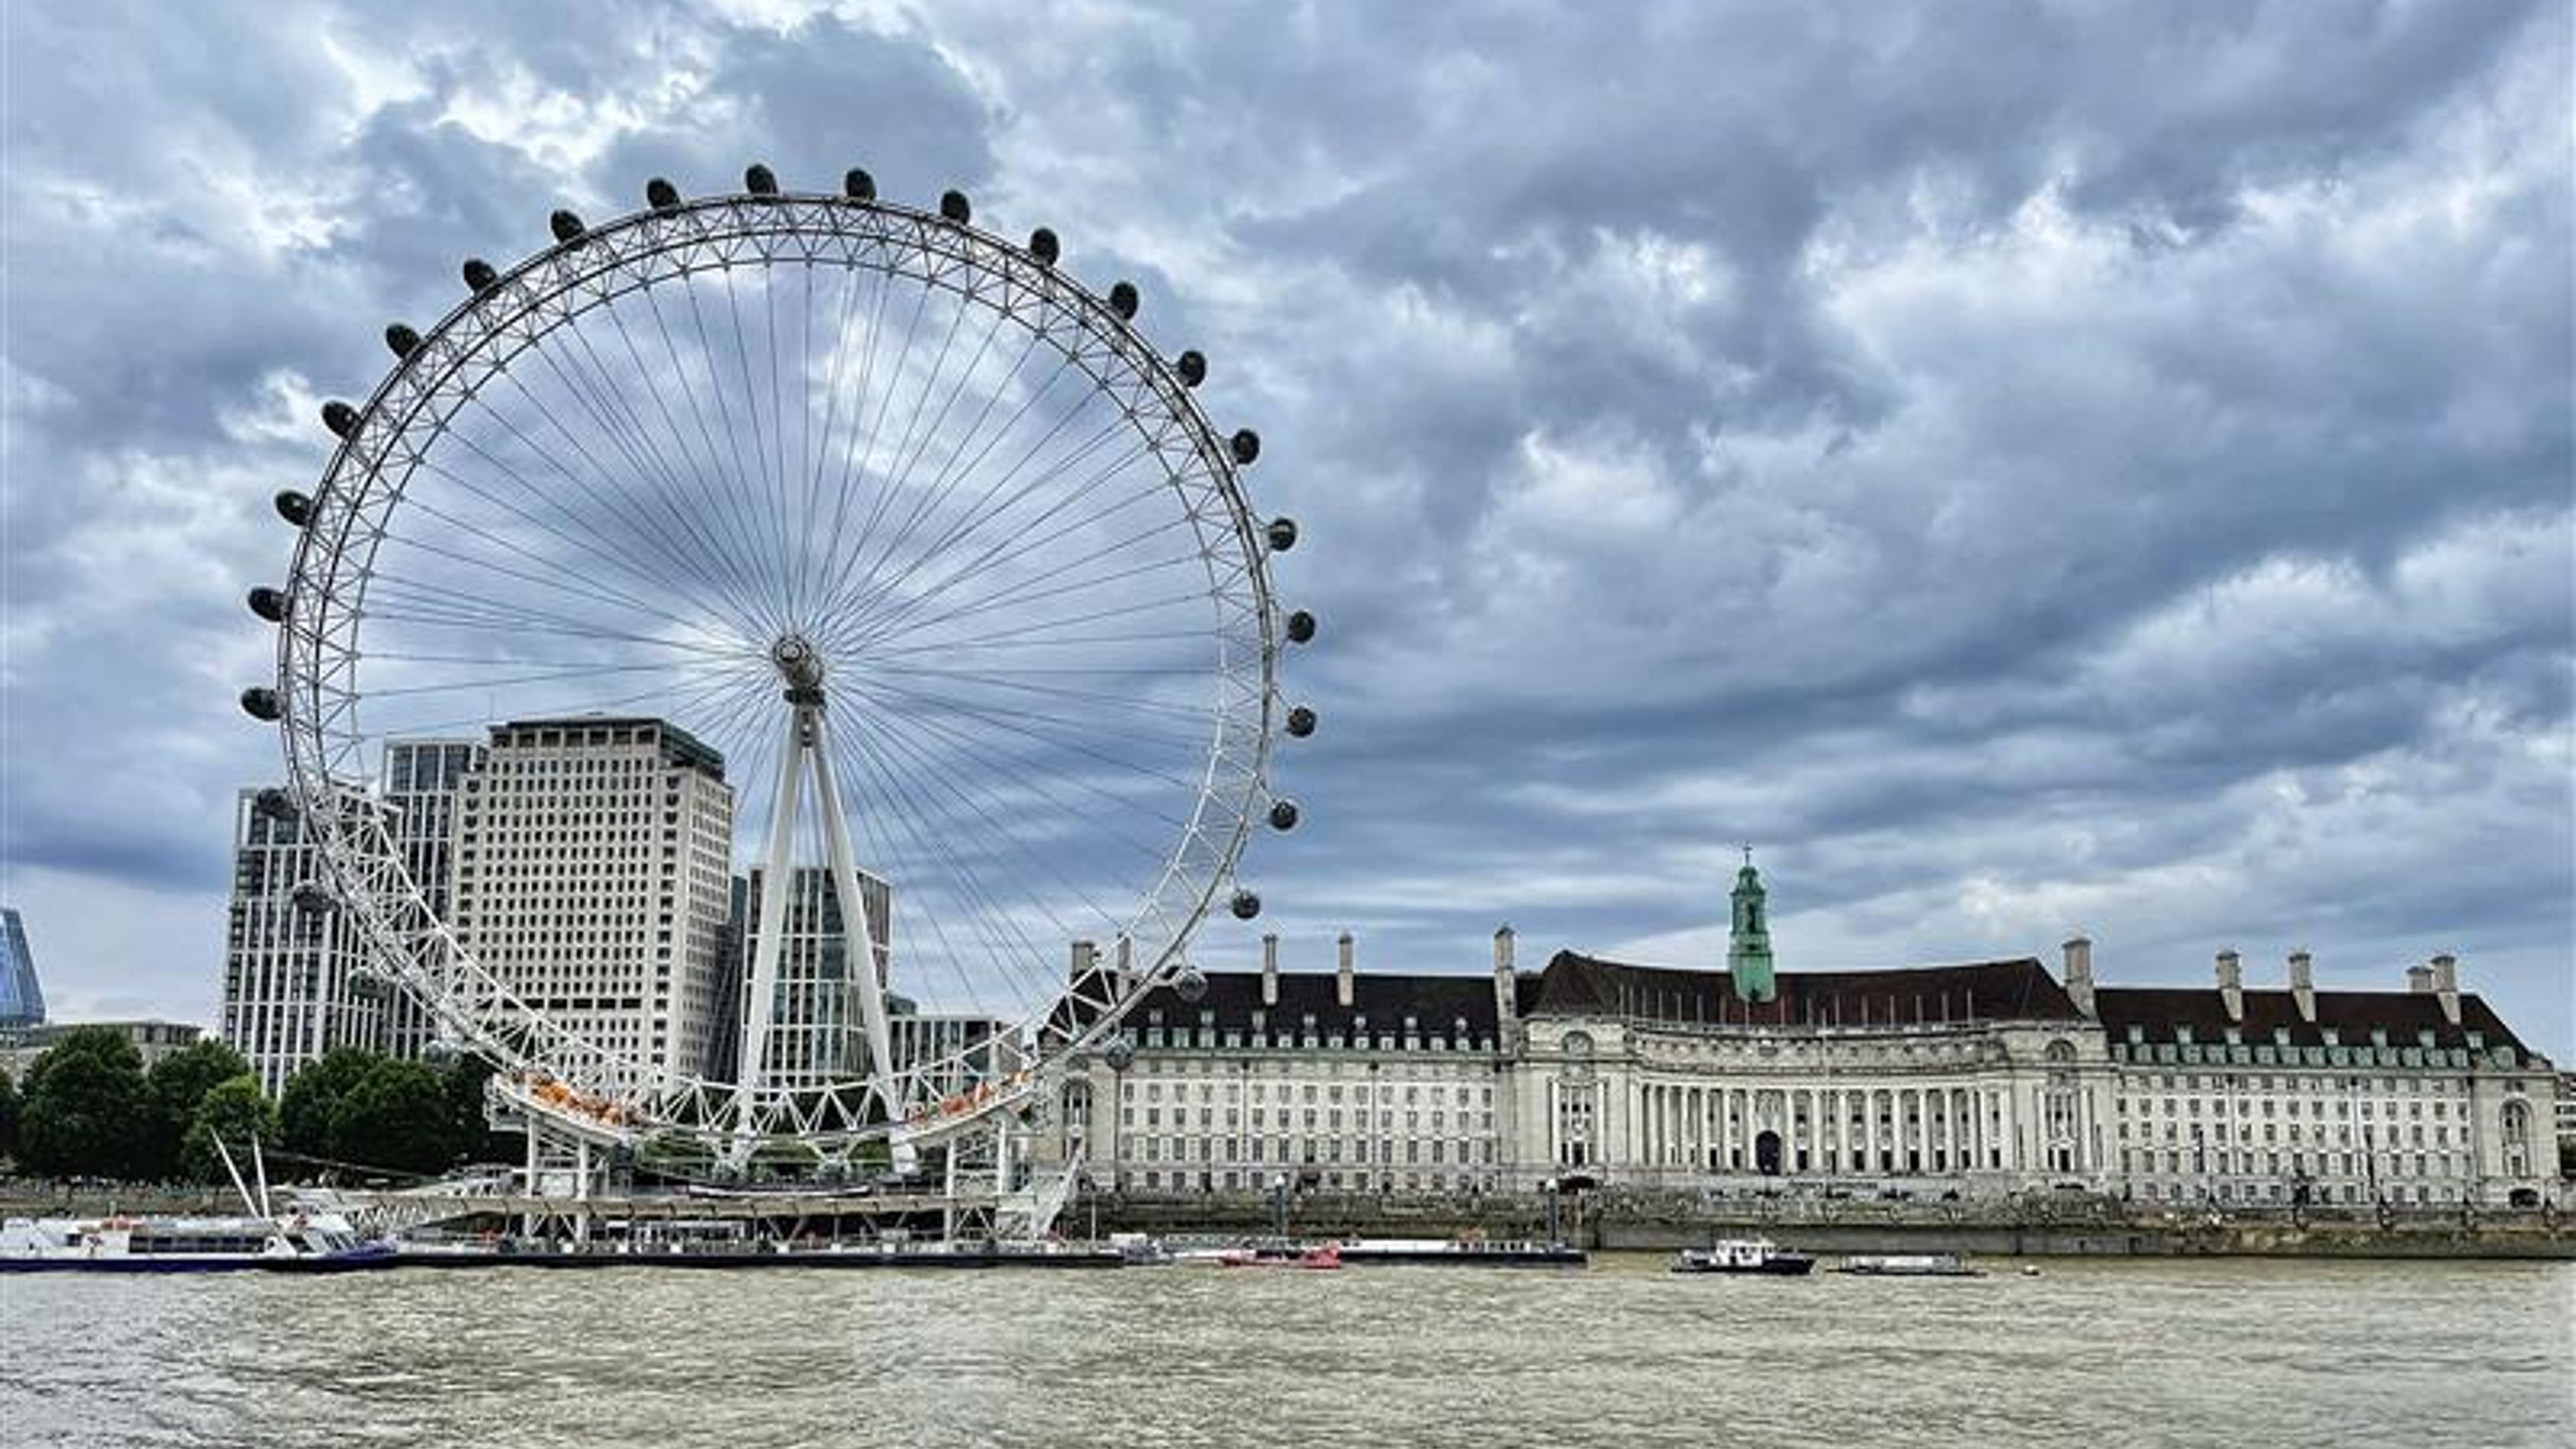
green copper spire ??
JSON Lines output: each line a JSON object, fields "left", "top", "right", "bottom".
{"left": 1728, "top": 846, "right": 1776, "bottom": 1003}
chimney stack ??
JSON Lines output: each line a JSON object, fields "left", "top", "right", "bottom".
{"left": 2216, "top": 949, "right": 2243, "bottom": 1022}
{"left": 1261, "top": 932, "right": 1279, "bottom": 1007}
{"left": 2061, "top": 935, "right": 2096, "bottom": 1017}
{"left": 1069, "top": 938, "right": 1097, "bottom": 983}
{"left": 1493, "top": 925, "right": 1519, "bottom": 1040}
{"left": 2430, "top": 953, "right": 2461, "bottom": 1026}
{"left": 2406, "top": 963, "right": 2434, "bottom": 995}
{"left": 1336, "top": 930, "right": 1356, "bottom": 1008}
{"left": 2288, "top": 949, "right": 2316, "bottom": 1024}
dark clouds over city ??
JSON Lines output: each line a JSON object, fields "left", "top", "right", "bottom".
{"left": 3, "top": 1, "right": 2569, "bottom": 1052}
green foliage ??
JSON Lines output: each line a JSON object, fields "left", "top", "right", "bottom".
{"left": 17, "top": 1026, "right": 149, "bottom": 1179}
{"left": 440, "top": 1052, "right": 515, "bottom": 1167}
{"left": 142, "top": 1038, "right": 254, "bottom": 1180}
{"left": 0, "top": 1070, "right": 19, "bottom": 1162}
{"left": 278, "top": 1047, "right": 383, "bottom": 1159}
{"left": 180, "top": 1075, "right": 281, "bottom": 1186}
{"left": 328, "top": 1059, "right": 455, "bottom": 1176}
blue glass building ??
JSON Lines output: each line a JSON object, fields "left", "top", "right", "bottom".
{"left": 0, "top": 908, "right": 45, "bottom": 1028}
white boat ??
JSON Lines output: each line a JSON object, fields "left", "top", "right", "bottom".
{"left": 0, "top": 1210, "right": 392, "bottom": 1273}
{"left": 1671, "top": 1238, "right": 1816, "bottom": 1275}
{"left": 1835, "top": 1252, "right": 1986, "bottom": 1278}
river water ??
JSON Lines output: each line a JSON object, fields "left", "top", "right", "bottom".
{"left": 1, "top": 1256, "right": 2567, "bottom": 1448}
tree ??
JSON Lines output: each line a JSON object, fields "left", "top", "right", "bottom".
{"left": 142, "top": 1038, "right": 254, "bottom": 1181}
{"left": 180, "top": 1075, "right": 282, "bottom": 1187}
{"left": 440, "top": 1052, "right": 517, "bottom": 1167}
{"left": 0, "top": 1071, "right": 20, "bottom": 1164}
{"left": 17, "top": 1026, "right": 149, "bottom": 1179}
{"left": 278, "top": 1047, "right": 383, "bottom": 1161}
{"left": 329, "top": 1059, "right": 455, "bottom": 1176}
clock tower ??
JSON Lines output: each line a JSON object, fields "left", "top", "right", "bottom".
{"left": 1727, "top": 848, "right": 1776, "bottom": 1003}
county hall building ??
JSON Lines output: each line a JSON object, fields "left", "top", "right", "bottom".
{"left": 1060, "top": 859, "right": 2563, "bottom": 1208}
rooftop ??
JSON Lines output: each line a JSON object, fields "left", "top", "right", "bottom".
{"left": 2093, "top": 985, "right": 2533, "bottom": 1059}
{"left": 1527, "top": 950, "right": 2084, "bottom": 1028}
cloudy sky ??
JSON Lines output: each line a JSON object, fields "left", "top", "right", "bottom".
{"left": 3, "top": 1, "right": 2569, "bottom": 1055}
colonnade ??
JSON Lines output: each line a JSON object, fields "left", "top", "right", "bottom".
{"left": 1626, "top": 1079, "right": 2036, "bottom": 1177}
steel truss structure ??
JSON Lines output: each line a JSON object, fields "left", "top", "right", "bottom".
{"left": 246, "top": 172, "right": 1310, "bottom": 1173}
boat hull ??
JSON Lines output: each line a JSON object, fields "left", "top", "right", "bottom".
{"left": 1670, "top": 1256, "right": 1816, "bottom": 1276}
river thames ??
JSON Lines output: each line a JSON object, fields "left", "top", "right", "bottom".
{"left": 1, "top": 1256, "right": 2567, "bottom": 1448}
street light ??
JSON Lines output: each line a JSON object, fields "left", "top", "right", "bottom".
{"left": 1542, "top": 1177, "right": 1562, "bottom": 1246}
{"left": 1271, "top": 1173, "right": 1291, "bottom": 1239}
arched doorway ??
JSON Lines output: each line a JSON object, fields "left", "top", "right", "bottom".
{"left": 1755, "top": 1130, "right": 1784, "bottom": 1177}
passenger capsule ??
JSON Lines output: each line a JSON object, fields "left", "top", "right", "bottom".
{"left": 1230, "top": 888, "right": 1263, "bottom": 921}
{"left": 1230, "top": 429, "right": 1261, "bottom": 466}
{"left": 1285, "top": 705, "right": 1318, "bottom": 738}
{"left": 1108, "top": 281, "right": 1139, "bottom": 320}
{"left": 462, "top": 257, "right": 500, "bottom": 294}
{"left": 274, "top": 490, "right": 313, "bottom": 527}
{"left": 1268, "top": 799, "right": 1300, "bottom": 831}
{"left": 321, "top": 401, "right": 360, "bottom": 439}
{"left": 252, "top": 787, "right": 295, "bottom": 822}
{"left": 246, "top": 586, "right": 288, "bottom": 623}
{"left": 843, "top": 168, "right": 876, "bottom": 201}
{"left": 1285, "top": 609, "right": 1316, "bottom": 644}
{"left": 1177, "top": 350, "right": 1207, "bottom": 388}
{"left": 646, "top": 176, "right": 682, "bottom": 211}
{"left": 1175, "top": 966, "right": 1209, "bottom": 1004}
{"left": 549, "top": 208, "right": 586, "bottom": 243}
{"left": 384, "top": 323, "right": 421, "bottom": 358}
{"left": 940, "top": 190, "right": 971, "bottom": 224}
{"left": 1265, "top": 517, "right": 1298, "bottom": 552}
{"left": 239, "top": 686, "right": 282, "bottom": 722}
{"left": 1028, "top": 227, "right": 1059, "bottom": 266}
{"left": 1102, "top": 1035, "right": 1136, "bottom": 1072}
{"left": 745, "top": 163, "right": 779, "bottom": 195}
{"left": 290, "top": 883, "right": 337, "bottom": 915}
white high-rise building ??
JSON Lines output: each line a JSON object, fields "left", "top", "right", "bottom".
{"left": 378, "top": 738, "right": 486, "bottom": 1060}
{"left": 220, "top": 739, "right": 486, "bottom": 1095}
{"left": 219, "top": 790, "right": 388, "bottom": 1097}
{"left": 739, "top": 865, "right": 892, "bottom": 1089}
{"left": 448, "top": 717, "right": 735, "bottom": 1092}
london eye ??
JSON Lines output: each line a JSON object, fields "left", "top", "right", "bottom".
{"left": 237, "top": 164, "right": 1314, "bottom": 1172}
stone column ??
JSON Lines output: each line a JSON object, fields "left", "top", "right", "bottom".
{"left": 1862, "top": 1087, "right": 1879, "bottom": 1175}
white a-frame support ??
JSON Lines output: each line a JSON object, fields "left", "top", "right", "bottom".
{"left": 739, "top": 653, "right": 900, "bottom": 1141}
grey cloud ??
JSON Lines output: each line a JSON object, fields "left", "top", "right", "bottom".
{"left": 1, "top": 0, "right": 2567, "bottom": 1057}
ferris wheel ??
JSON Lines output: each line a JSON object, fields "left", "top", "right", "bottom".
{"left": 237, "top": 164, "right": 1315, "bottom": 1165}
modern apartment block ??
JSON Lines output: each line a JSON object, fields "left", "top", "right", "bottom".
{"left": 219, "top": 788, "right": 392, "bottom": 1096}
{"left": 739, "top": 864, "right": 892, "bottom": 1089}
{"left": 378, "top": 738, "right": 486, "bottom": 1060}
{"left": 447, "top": 717, "right": 735, "bottom": 1092}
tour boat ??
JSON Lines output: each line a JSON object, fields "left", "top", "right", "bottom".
{"left": 0, "top": 1210, "right": 393, "bottom": 1273}
{"left": 1670, "top": 1239, "right": 1816, "bottom": 1275}
{"left": 1216, "top": 1241, "right": 1343, "bottom": 1270}
{"left": 1835, "top": 1252, "right": 1986, "bottom": 1278}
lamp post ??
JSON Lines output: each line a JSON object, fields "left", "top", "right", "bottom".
{"left": 1271, "top": 1173, "right": 1291, "bottom": 1239}
{"left": 1542, "top": 1177, "right": 1562, "bottom": 1246}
